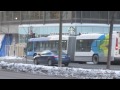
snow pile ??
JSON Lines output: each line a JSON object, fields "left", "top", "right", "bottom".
{"left": 0, "top": 61, "right": 120, "bottom": 79}
{"left": 0, "top": 56, "right": 23, "bottom": 60}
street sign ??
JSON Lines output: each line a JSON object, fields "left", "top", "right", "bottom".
{"left": 68, "top": 26, "right": 76, "bottom": 35}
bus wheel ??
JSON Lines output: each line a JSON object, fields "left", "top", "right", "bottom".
{"left": 92, "top": 55, "right": 99, "bottom": 64}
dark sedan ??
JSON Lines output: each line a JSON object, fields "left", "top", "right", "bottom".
{"left": 33, "top": 50, "right": 71, "bottom": 66}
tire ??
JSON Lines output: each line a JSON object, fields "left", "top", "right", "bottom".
{"left": 48, "top": 60, "right": 53, "bottom": 66}
{"left": 64, "top": 63, "right": 69, "bottom": 67}
{"left": 34, "top": 58, "right": 39, "bottom": 65}
{"left": 92, "top": 55, "right": 99, "bottom": 64}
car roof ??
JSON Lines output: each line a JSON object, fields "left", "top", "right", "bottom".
{"left": 41, "top": 50, "right": 65, "bottom": 54}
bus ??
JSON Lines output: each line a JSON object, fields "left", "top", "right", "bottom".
{"left": 26, "top": 35, "right": 69, "bottom": 57}
{"left": 26, "top": 31, "right": 120, "bottom": 64}
{"left": 67, "top": 31, "right": 120, "bottom": 64}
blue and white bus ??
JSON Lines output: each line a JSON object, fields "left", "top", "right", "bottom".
{"left": 67, "top": 31, "right": 120, "bottom": 64}
{"left": 26, "top": 31, "right": 120, "bottom": 64}
{"left": 27, "top": 35, "right": 69, "bottom": 57}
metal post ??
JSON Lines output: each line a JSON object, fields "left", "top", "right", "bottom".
{"left": 106, "top": 11, "right": 116, "bottom": 69}
{"left": 58, "top": 11, "right": 62, "bottom": 67}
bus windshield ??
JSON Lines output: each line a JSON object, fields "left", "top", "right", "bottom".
{"left": 27, "top": 42, "right": 33, "bottom": 52}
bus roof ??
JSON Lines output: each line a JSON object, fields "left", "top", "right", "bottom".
{"left": 76, "top": 33, "right": 105, "bottom": 39}
{"left": 28, "top": 32, "right": 119, "bottom": 42}
{"left": 28, "top": 37, "right": 49, "bottom": 42}
{"left": 28, "top": 35, "right": 69, "bottom": 42}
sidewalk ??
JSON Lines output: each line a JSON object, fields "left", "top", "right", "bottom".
{"left": 0, "top": 56, "right": 33, "bottom": 64}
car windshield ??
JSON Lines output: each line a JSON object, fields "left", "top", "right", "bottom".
{"left": 51, "top": 50, "right": 66, "bottom": 55}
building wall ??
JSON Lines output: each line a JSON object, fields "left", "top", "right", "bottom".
{"left": 0, "top": 11, "right": 120, "bottom": 44}
{"left": 0, "top": 24, "right": 19, "bottom": 34}
{"left": 0, "top": 11, "right": 120, "bottom": 25}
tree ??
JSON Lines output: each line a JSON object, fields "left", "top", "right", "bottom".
{"left": 106, "top": 11, "right": 117, "bottom": 69}
{"left": 58, "top": 11, "right": 62, "bottom": 67}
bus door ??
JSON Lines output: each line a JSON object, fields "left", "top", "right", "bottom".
{"left": 113, "top": 32, "right": 120, "bottom": 60}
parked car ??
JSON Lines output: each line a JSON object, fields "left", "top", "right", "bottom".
{"left": 33, "top": 50, "right": 71, "bottom": 66}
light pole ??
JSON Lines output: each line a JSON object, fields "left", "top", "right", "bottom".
{"left": 58, "top": 11, "right": 62, "bottom": 67}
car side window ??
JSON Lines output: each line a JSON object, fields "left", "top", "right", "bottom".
{"left": 41, "top": 52, "right": 52, "bottom": 55}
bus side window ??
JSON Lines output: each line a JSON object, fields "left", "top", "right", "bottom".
{"left": 62, "top": 40, "right": 67, "bottom": 50}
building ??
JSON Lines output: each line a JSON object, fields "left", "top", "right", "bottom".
{"left": 0, "top": 11, "right": 120, "bottom": 44}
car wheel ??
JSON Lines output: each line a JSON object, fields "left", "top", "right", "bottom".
{"left": 34, "top": 58, "right": 39, "bottom": 65}
{"left": 64, "top": 63, "right": 69, "bottom": 67}
{"left": 92, "top": 55, "right": 99, "bottom": 64}
{"left": 48, "top": 60, "right": 53, "bottom": 66}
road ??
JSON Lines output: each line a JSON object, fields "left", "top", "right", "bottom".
{"left": 0, "top": 69, "right": 75, "bottom": 79}
{"left": 69, "top": 63, "right": 120, "bottom": 70}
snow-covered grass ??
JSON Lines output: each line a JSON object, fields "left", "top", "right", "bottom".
{"left": 0, "top": 61, "right": 120, "bottom": 79}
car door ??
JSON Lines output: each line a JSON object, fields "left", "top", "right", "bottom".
{"left": 40, "top": 52, "right": 52, "bottom": 64}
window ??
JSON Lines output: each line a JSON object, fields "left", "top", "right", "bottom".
{"left": 41, "top": 52, "right": 52, "bottom": 55}
{"left": 45, "top": 11, "right": 50, "bottom": 19}
{"left": 72, "top": 11, "right": 76, "bottom": 18}
{"left": 0, "top": 12, "right": 2, "bottom": 21}
{"left": 19, "top": 34, "right": 27, "bottom": 43}
{"left": 6, "top": 11, "right": 13, "bottom": 21}
{"left": 34, "top": 42, "right": 40, "bottom": 52}
{"left": 82, "top": 11, "right": 91, "bottom": 18}
{"left": 76, "top": 11, "right": 81, "bottom": 18}
{"left": 54, "top": 41, "right": 59, "bottom": 49}
{"left": 62, "top": 11, "right": 72, "bottom": 20}
{"left": 29, "top": 11, "right": 40, "bottom": 20}
{"left": 41, "top": 50, "right": 52, "bottom": 55}
{"left": 99, "top": 11, "right": 108, "bottom": 19}
{"left": 13, "top": 11, "right": 20, "bottom": 21}
{"left": 39, "top": 11, "right": 43, "bottom": 19}
{"left": 21, "top": 11, "right": 29, "bottom": 20}
{"left": 45, "top": 11, "right": 59, "bottom": 20}
{"left": 62, "top": 40, "right": 67, "bottom": 50}
{"left": 50, "top": 11, "right": 59, "bottom": 19}
{"left": 90, "top": 11, "right": 100, "bottom": 19}
{"left": 27, "top": 42, "right": 33, "bottom": 52}
{"left": 76, "top": 39, "right": 94, "bottom": 52}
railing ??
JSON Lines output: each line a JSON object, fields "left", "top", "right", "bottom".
{"left": 5, "top": 44, "right": 26, "bottom": 57}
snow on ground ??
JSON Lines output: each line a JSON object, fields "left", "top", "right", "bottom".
{"left": 0, "top": 61, "right": 120, "bottom": 79}
{"left": 0, "top": 56, "right": 23, "bottom": 60}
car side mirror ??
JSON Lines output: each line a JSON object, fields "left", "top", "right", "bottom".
{"left": 38, "top": 54, "right": 41, "bottom": 56}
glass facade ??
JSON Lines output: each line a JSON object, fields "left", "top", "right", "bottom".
{"left": 18, "top": 23, "right": 120, "bottom": 43}
{"left": 1, "top": 11, "right": 120, "bottom": 44}
{"left": 1, "top": 11, "right": 120, "bottom": 24}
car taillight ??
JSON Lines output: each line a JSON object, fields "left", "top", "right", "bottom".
{"left": 116, "top": 38, "right": 118, "bottom": 50}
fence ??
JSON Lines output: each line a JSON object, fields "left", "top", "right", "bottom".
{"left": 5, "top": 44, "right": 26, "bottom": 57}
